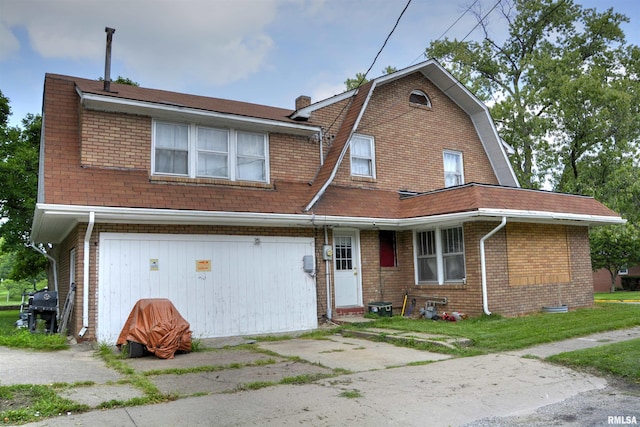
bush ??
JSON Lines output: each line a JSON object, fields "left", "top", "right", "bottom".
{"left": 621, "top": 276, "right": 640, "bottom": 291}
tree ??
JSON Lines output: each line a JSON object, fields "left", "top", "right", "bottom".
{"left": 590, "top": 224, "right": 640, "bottom": 292}
{"left": 0, "top": 90, "right": 47, "bottom": 280}
{"left": 425, "top": 0, "right": 640, "bottom": 189}
{"left": 97, "top": 75, "right": 140, "bottom": 86}
{"left": 345, "top": 66, "right": 397, "bottom": 90}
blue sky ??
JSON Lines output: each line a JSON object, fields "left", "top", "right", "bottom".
{"left": 1, "top": 0, "right": 639, "bottom": 127}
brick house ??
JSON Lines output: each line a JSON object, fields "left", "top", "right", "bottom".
{"left": 31, "top": 60, "right": 623, "bottom": 342}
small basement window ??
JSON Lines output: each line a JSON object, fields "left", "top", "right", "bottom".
{"left": 409, "top": 90, "right": 431, "bottom": 107}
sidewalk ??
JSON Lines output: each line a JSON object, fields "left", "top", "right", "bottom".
{"left": 9, "top": 326, "right": 640, "bottom": 427}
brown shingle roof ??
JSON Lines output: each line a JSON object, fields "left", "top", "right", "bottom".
{"left": 306, "top": 81, "right": 374, "bottom": 203}
{"left": 312, "top": 183, "right": 619, "bottom": 220}
{"left": 49, "top": 73, "right": 298, "bottom": 124}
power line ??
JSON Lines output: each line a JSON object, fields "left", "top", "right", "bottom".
{"left": 324, "top": 0, "right": 413, "bottom": 139}
{"left": 435, "top": 0, "right": 481, "bottom": 42}
{"left": 410, "top": 0, "right": 502, "bottom": 67}
{"left": 356, "top": 0, "right": 413, "bottom": 86}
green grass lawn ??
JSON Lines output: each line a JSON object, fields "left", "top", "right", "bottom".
{"left": 0, "top": 289, "right": 23, "bottom": 306}
{"left": 0, "top": 310, "right": 67, "bottom": 350}
{"left": 594, "top": 291, "right": 640, "bottom": 301}
{"left": 1, "top": 303, "right": 639, "bottom": 424}
{"left": 548, "top": 338, "right": 640, "bottom": 385}
{"left": 347, "top": 303, "right": 640, "bottom": 354}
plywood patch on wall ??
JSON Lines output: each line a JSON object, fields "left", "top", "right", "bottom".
{"left": 506, "top": 223, "right": 571, "bottom": 286}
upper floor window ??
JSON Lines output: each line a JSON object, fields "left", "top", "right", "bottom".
{"left": 153, "top": 121, "right": 268, "bottom": 182}
{"left": 350, "top": 134, "right": 375, "bottom": 178}
{"left": 443, "top": 150, "right": 464, "bottom": 187}
{"left": 409, "top": 90, "right": 431, "bottom": 107}
{"left": 416, "top": 226, "right": 465, "bottom": 284}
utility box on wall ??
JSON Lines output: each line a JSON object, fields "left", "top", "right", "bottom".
{"left": 322, "top": 245, "right": 333, "bottom": 261}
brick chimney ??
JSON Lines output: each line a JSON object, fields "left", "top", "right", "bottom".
{"left": 295, "top": 95, "right": 311, "bottom": 110}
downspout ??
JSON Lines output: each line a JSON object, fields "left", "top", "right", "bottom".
{"left": 480, "top": 216, "right": 507, "bottom": 316}
{"left": 319, "top": 130, "right": 324, "bottom": 166}
{"left": 79, "top": 212, "right": 95, "bottom": 337}
{"left": 324, "top": 225, "right": 332, "bottom": 320}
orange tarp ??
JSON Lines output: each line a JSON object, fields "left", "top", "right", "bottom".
{"left": 116, "top": 298, "right": 192, "bottom": 359}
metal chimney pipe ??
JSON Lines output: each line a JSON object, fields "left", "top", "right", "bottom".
{"left": 104, "top": 27, "right": 116, "bottom": 92}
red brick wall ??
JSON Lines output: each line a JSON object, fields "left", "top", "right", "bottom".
{"left": 357, "top": 223, "right": 594, "bottom": 318}
{"left": 593, "top": 265, "right": 640, "bottom": 292}
{"left": 308, "top": 73, "right": 499, "bottom": 192}
{"left": 80, "top": 110, "right": 151, "bottom": 170}
{"left": 42, "top": 76, "right": 81, "bottom": 204}
{"left": 269, "top": 132, "right": 321, "bottom": 183}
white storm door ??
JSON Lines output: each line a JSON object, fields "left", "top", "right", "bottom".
{"left": 333, "top": 230, "right": 361, "bottom": 307}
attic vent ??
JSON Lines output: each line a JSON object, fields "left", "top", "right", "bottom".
{"left": 295, "top": 95, "right": 311, "bottom": 110}
{"left": 409, "top": 90, "right": 431, "bottom": 107}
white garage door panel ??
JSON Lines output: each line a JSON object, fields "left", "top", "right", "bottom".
{"left": 98, "top": 233, "right": 317, "bottom": 343}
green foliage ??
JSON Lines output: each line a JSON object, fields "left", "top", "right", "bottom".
{"left": 345, "top": 66, "right": 397, "bottom": 90}
{"left": 0, "top": 310, "right": 67, "bottom": 350}
{"left": 97, "top": 75, "right": 140, "bottom": 86}
{"left": 338, "top": 389, "right": 362, "bottom": 398}
{"left": 425, "top": 0, "right": 640, "bottom": 190}
{"left": 590, "top": 224, "right": 640, "bottom": 292}
{"left": 0, "top": 90, "right": 48, "bottom": 281}
{"left": 1, "top": 278, "right": 32, "bottom": 301}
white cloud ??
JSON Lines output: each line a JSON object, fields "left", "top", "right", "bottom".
{"left": 311, "top": 81, "right": 347, "bottom": 103}
{"left": 0, "top": 23, "right": 19, "bottom": 60}
{"left": 0, "top": 0, "right": 286, "bottom": 88}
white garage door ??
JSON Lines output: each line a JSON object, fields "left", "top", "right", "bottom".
{"left": 97, "top": 233, "right": 317, "bottom": 343}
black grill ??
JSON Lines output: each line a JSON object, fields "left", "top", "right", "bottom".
{"left": 29, "top": 289, "right": 58, "bottom": 311}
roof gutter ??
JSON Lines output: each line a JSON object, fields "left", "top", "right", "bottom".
{"left": 480, "top": 217, "right": 507, "bottom": 316}
{"left": 31, "top": 203, "right": 625, "bottom": 244}
{"left": 79, "top": 211, "right": 94, "bottom": 338}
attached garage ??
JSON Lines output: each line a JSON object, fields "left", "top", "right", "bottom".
{"left": 97, "top": 233, "right": 318, "bottom": 343}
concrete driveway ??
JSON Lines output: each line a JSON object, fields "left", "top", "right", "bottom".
{"left": 1, "top": 327, "right": 638, "bottom": 426}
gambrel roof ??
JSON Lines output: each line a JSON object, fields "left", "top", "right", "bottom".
{"left": 298, "top": 60, "right": 520, "bottom": 212}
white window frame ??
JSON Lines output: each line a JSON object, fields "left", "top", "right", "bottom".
{"left": 414, "top": 226, "right": 466, "bottom": 285}
{"left": 350, "top": 134, "right": 376, "bottom": 178}
{"left": 443, "top": 150, "right": 464, "bottom": 188}
{"left": 409, "top": 90, "right": 431, "bottom": 107}
{"left": 152, "top": 120, "right": 269, "bottom": 183}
